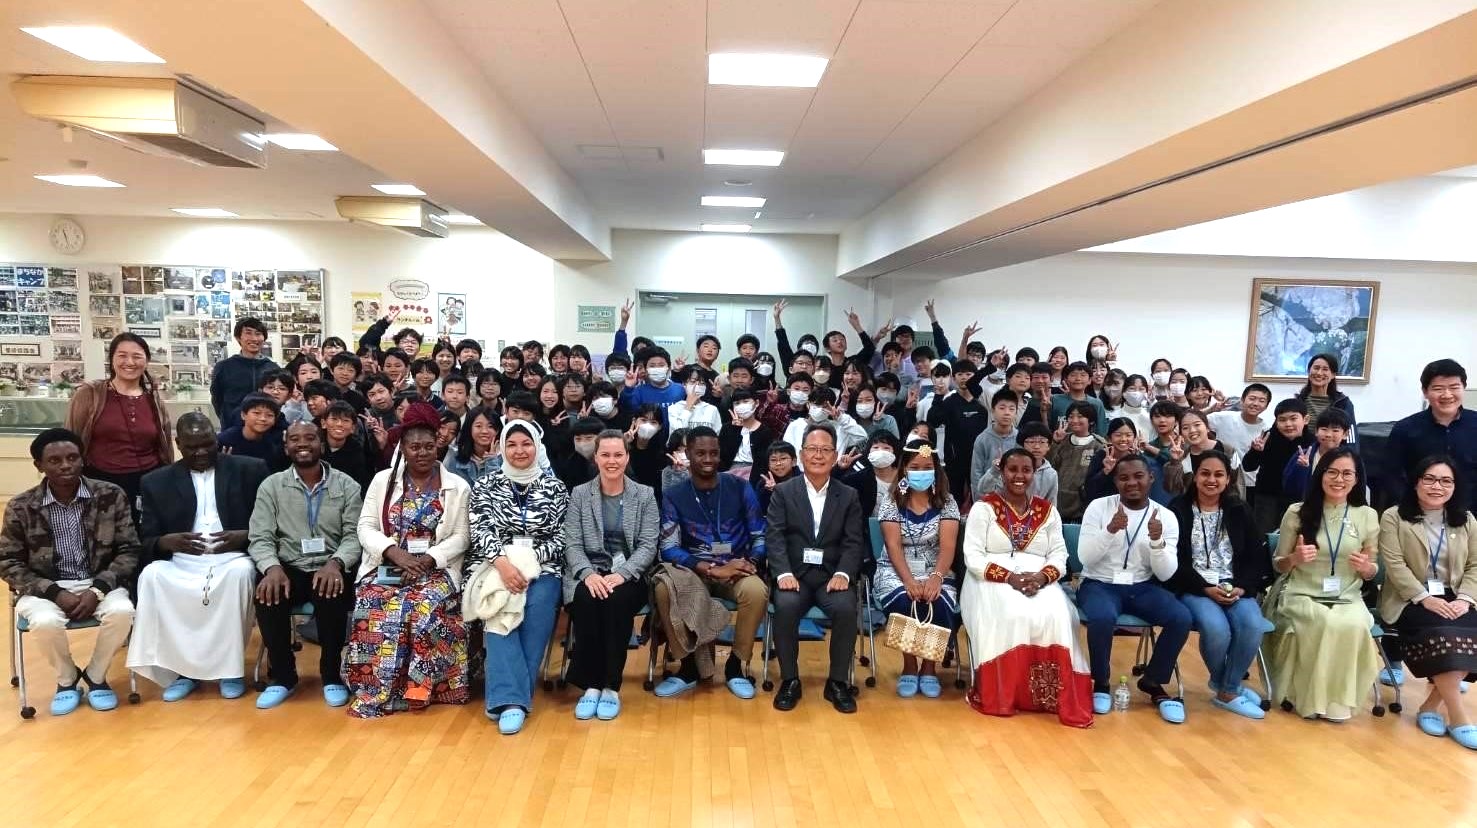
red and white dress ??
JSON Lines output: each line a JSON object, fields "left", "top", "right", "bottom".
{"left": 962, "top": 493, "right": 1093, "bottom": 727}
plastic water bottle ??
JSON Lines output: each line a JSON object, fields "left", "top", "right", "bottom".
{"left": 1112, "top": 676, "right": 1131, "bottom": 712}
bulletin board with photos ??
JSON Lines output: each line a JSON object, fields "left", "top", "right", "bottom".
{"left": 0, "top": 262, "right": 327, "bottom": 393}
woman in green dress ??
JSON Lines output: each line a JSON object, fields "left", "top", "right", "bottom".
{"left": 1266, "top": 447, "right": 1381, "bottom": 721}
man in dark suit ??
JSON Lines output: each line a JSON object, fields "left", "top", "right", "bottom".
{"left": 764, "top": 421, "right": 865, "bottom": 714}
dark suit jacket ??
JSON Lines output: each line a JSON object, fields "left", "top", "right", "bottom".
{"left": 764, "top": 474, "right": 865, "bottom": 582}
{"left": 138, "top": 454, "right": 270, "bottom": 566}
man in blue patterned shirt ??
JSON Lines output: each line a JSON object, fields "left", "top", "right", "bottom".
{"left": 653, "top": 426, "right": 768, "bottom": 700}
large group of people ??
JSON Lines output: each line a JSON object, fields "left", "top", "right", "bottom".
{"left": 1, "top": 302, "right": 1473, "bottom": 751}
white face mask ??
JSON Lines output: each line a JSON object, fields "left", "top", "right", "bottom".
{"left": 813, "top": 369, "right": 831, "bottom": 384}
{"left": 800, "top": 342, "right": 819, "bottom": 355}
{"left": 591, "top": 397, "right": 616, "bottom": 416}
{"left": 789, "top": 389, "right": 810, "bottom": 407}
{"left": 1151, "top": 371, "right": 1170, "bottom": 386}
{"left": 734, "top": 401, "right": 757, "bottom": 420}
{"left": 1090, "top": 345, "right": 1108, "bottom": 359}
{"left": 574, "top": 440, "right": 596, "bottom": 458}
{"left": 636, "top": 421, "right": 660, "bottom": 440}
{"left": 647, "top": 366, "right": 669, "bottom": 384}
{"left": 868, "top": 449, "right": 896, "bottom": 469}
{"left": 855, "top": 402, "right": 875, "bottom": 419}
{"left": 1104, "top": 384, "right": 1123, "bottom": 399}
{"left": 1168, "top": 382, "right": 1187, "bottom": 397}
{"left": 686, "top": 383, "right": 705, "bottom": 397}
{"left": 808, "top": 405, "right": 830, "bottom": 423}
{"left": 756, "top": 363, "right": 774, "bottom": 377}
{"left": 607, "top": 368, "right": 627, "bottom": 384}
{"left": 877, "top": 391, "right": 897, "bottom": 406}
{"left": 1124, "top": 390, "right": 1148, "bottom": 407}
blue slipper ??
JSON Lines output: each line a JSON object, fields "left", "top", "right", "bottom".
{"left": 596, "top": 693, "right": 621, "bottom": 721}
{"left": 726, "top": 676, "right": 756, "bottom": 700}
{"left": 1157, "top": 698, "right": 1186, "bottom": 724}
{"left": 897, "top": 675, "right": 920, "bottom": 698}
{"left": 918, "top": 676, "right": 942, "bottom": 698}
{"left": 1237, "top": 686, "right": 1264, "bottom": 706}
{"left": 1092, "top": 692, "right": 1112, "bottom": 715}
{"left": 1418, "top": 711, "right": 1447, "bottom": 737}
{"left": 1379, "top": 667, "right": 1405, "bottom": 687}
{"left": 654, "top": 676, "right": 697, "bottom": 698}
{"left": 220, "top": 678, "right": 247, "bottom": 700}
{"left": 162, "top": 678, "right": 199, "bottom": 702}
{"left": 323, "top": 684, "right": 350, "bottom": 708}
{"left": 1450, "top": 724, "right": 1477, "bottom": 750}
{"left": 85, "top": 682, "right": 118, "bottom": 712}
{"left": 1211, "top": 695, "right": 1264, "bottom": 720}
{"left": 498, "top": 708, "right": 527, "bottom": 735}
{"left": 1463, "top": 681, "right": 1471, "bottom": 694}
{"left": 255, "top": 684, "right": 294, "bottom": 709}
{"left": 574, "top": 693, "right": 599, "bottom": 720}
{"left": 50, "top": 687, "right": 83, "bottom": 717}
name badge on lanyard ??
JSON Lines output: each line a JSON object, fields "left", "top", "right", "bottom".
{"left": 1322, "top": 576, "right": 1341, "bottom": 595}
{"left": 302, "top": 484, "right": 327, "bottom": 556}
{"left": 803, "top": 547, "right": 824, "bottom": 565}
{"left": 710, "top": 541, "right": 733, "bottom": 558}
{"left": 1322, "top": 506, "right": 1347, "bottom": 597}
{"left": 1428, "top": 579, "right": 1446, "bottom": 596}
{"left": 301, "top": 537, "right": 326, "bottom": 555}
{"left": 511, "top": 536, "right": 535, "bottom": 550}
{"left": 1112, "top": 570, "right": 1135, "bottom": 585}
{"left": 407, "top": 538, "right": 430, "bottom": 555}
{"left": 1428, "top": 525, "right": 1447, "bottom": 597}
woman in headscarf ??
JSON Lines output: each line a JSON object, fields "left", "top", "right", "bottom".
{"left": 346, "top": 402, "right": 472, "bottom": 718}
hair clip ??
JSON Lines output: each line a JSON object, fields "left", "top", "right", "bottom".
{"left": 912, "top": 444, "right": 934, "bottom": 459}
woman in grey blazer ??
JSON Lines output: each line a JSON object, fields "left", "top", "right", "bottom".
{"left": 563, "top": 429, "right": 660, "bottom": 721}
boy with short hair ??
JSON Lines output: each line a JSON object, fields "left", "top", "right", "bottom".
{"left": 410, "top": 358, "right": 446, "bottom": 410}
{"left": 1282, "top": 407, "right": 1357, "bottom": 499}
{"left": 440, "top": 374, "right": 471, "bottom": 423}
{"left": 621, "top": 346, "right": 686, "bottom": 423}
{"left": 211, "top": 317, "right": 279, "bottom": 425}
{"left": 328, "top": 352, "right": 368, "bottom": 413}
{"left": 1019, "top": 364, "right": 1056, "bottom": 430}
{"left": 302, "top": 379, "right": 341, "bottom": 422}
{"left": 1208, "top": 383, "right": 1272, "bottom": 489}
{"left": 974, "top": 421, "right": 1058, "bottom": 504}
{"left": 321, "top": 400, "right": 375, "bottom": 494}
{"left": 1051, "top": 361, "right": 1109, "bottom": 437}
{"left": 971, "top": 388, "right": 1020, "bottom": 497}
{"left": 1048, "top": 402, "right": 1107, "bottom": 522}
{"left": 218, "top": 394, "right": 285, "bottom": 464}
{"left": 1243, "top": 398, "right": 1316, "bottom": 533}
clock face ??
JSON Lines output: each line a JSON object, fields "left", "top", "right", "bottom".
{"left": 50, "top": 218, "right": 85, "bottom": 255}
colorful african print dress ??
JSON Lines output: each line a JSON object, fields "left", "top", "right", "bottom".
{"left": 961, "top": 493, "right": 1093, "bottom": 727}
{"left": 344, "top": 475, "right": 469, "bottom": 717}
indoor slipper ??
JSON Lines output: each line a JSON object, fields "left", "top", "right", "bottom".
{"left": 654, "top": 677, "right": 697, "bottom": 698}
{"left": 255, "top": 684, "right": 294, "bottom": 709}
{"left": 219, "top": 678, "right": 247, "bottom": 699}
{"left": 1417, "top": 711, "right": 1447, "bottom": 737}
{"left": 322, "top": 684, "right": 350, "bottom": 708}
{"left": 896, "top": 675, "right": 919, "bottom": 698}
{"left": 726, "top": 676, "right": 756, "bottom": 700}
{"left": 498, "top": 708, "right": 527, "bottom": 735}
{"left": 1236, "top": 685, "right": 1264, "bottom": 706}
{"left": 1157, "top": 698, "right": 1186, "bottom": 724}
{"left": 1092, "top": 692, "right": 1113, "bottom": 715}
{"left": 596, "top": 694, "right": 621, "bottom": 721}
{"left": 162, "top": 678, "right": 199, "bottom": 703}
{"left": 918, "top": 676, "right": 942, "bottom": 698}
{"left": 574, "top": 694, "right": 599, "bottom": 720}
{"left": 1449, "top": 724, "right": 1477, "bottom": 750}
{"left": 1211, "top": 695, "right": 1264, "bottom": 720}
{"left": 50, "top": 687, "right": 82, "bottom": 717}
{"left": 1379, "top": 667, "right": 1405, "bottom": 687}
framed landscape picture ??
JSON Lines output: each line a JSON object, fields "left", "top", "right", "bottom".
{"left": 1246, "top": 278, "right": 1378, "bottom": 384}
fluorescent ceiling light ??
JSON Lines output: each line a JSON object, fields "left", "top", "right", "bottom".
{"left": 372, "top": 183, "right": 425, "bottom": 196}
{"left": 20, "top": 26, "right": 164, "bottom": 63}
{"left": 703, "top": 149, "right": 783, "bottom": 167}
{"left": 702, "top": 195, "right": 766, "bottom": 208}
{"left": 172, "top": 208, "right": 238, "bottom": 218}
{"left": 709, "top": 53, "right": 828, "bottom": 88}
{"left": 440, "top": 214, "right": 483, "bottom": 225}
{"left": 701, "top": 223, "right": 751, "bottom": 233}
{"left": 34, "top": 174, "right": 125, "bottom": 188}
{"left": 264, "top": 133, "right": 337, "bottom": 151}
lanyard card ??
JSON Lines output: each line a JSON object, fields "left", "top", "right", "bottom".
{"left": 710, "top": 541, "right": 733, "bottom": 558}
{"left": 301, "top": 537, "right": 326, "bottom": 555}
{"left": 511, "top": 536, "right": 534, "bottom": 549}
{"left": 1112, "top": 569, "right": 1135, "bottom": 585}
{"left": 802, "top": 547, "right": 825, "bottom": 566}
{"left": 1428, "top": 579, "right": 1446, "bottom": 596}
{"left": 407, "top": 538, "right": 431, "bottom": 555}
{"left": 1322, "top": 576, "right": 1341, "bottom": 595}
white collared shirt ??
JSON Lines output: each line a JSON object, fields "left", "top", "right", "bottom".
{"left": 805, "top": 475, "right": 829, "bottom": 538}
{"left": 190, "top": 468, "right": 223, "bottom": 536}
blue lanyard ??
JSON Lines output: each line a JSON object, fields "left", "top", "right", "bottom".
{"left": 1430, "top": 522, "right": 1447, "bottom": 582}
{"left": 303, "top": 483, "right": 326, "bottom": 536}
{"left": 1322, "top": 504, "right": 1349, "bottom": 575}
{"left": 1122, "top": 505, "right": 1150, "bottom": 569}
{"left": 690, "top": 478, "right": 724, "bottom": 547}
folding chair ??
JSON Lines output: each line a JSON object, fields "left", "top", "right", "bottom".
{"left": 12, "top": 595, "right": 139, "bottom": 719}
{"left": 542, "top": 597, "right": 655, "bottom": 691}
{"left": 252, "top": 602, "right": 314, "bottom": 691}
{"left": 861, "top": 517, "right": 966, "bottom": 691}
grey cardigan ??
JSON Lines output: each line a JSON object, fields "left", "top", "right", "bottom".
{"left": 562, "top": 477, "right": 660, "bottom": 604}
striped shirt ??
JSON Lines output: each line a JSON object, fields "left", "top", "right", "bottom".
{"left": 42, "top": 481, "right": 92, "bottom": 580}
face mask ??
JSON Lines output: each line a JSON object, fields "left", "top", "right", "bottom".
{"left": 1124, "top": 390, "right": 1148, "bottom": 407}
{"left": 1104, "top": 384, "right": 1123, "bottom": 399}
{"left": 813, "top": 369, "right": 831, "bottom": 384}
{"left": 905, "top": 469, "right": 935, "bottom": 490}
{"left": 574, "top": 441, "right": 596, "bottom": 458}
{"left": 855, "top": 402, "right": 875, "bottom": 419}
{"left": 607, "top": 368, "right": 627, "bottom": 384}
{"left": 808, "top": 405, "right": 830, "bottom": 423}
{"left": 1151, "top": 371, "right": 1170, "bottom": 386}
{"left": 734, "top": 401, "right": 757, "bottom": 420}
{"left": 1168, "top": 382, "right": 1187, "bottom": 397}
{"left": 789, "top": 389, "right": 810, "bottom": 406}
{"left": 800, "top": 342, "right": 819, "bottom": 355}
{"left": 988, "top": 370, "right": 1006, "bottom": 384}
{"left": 877, "top": 391, "right": 897, "bottom": 406}
{"left": 636, "top": 421, "right": 661, "bottom": 440}
{"left": 1090, "top": 345, "right": 1108, "bottom": 359}
{"left": 591, "top": 397, "right": 616, "bottom": 416}
{"left": 756, "top": 363, "right": 774, "bottom": 377}
{"left": 647, "top": 366, "right": 669, "bottom": 384}
{"left": 868, "top": 449, "right": 896, "bottom": 469}
{"left": 686, "top": 383, "right": 705, "bottom": 397}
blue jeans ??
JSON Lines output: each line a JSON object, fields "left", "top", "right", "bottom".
{"left": 1180, "top": 593, "right": 1269, "bottom": 695}
{"left": 483, "top": 574, "right": 560, "bottom": 713}
{"left": 1076, "top": 579, "right": 1192, "bottom": 690}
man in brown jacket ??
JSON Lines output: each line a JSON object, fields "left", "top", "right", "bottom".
{"left": 0, "top": 428, "right": 139, "bottom": 716}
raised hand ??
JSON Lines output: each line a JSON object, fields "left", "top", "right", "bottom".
{"left": 1107, "top": 342, "right": 1119, "bottom": 362}
{"left": 874, "top": 317, "right": 895, "bottom": 341}
{"left": 961, "top": 321, "right": 981, "bottom": 343}
{"left": 552, "top": 410, "right": 570, "bottom": 426}
{"left": 839, "top": 450, "right": 860, "bottom": 469}
{"left": 1296, "top": 445, "right": 1313, "bottom": 467}
{"left": 619, "top": 298, "right": 634, "bottom": 328}
{"left": 924, "top": 299, "right": 937, "bottom": 322}
{"left": 772, "top": 298, "right": 789, "bottom": 323}
{"left": 1147, "top": 508, "right": 1163, "bottom": 541}
{"left": 1168, "top": 434, "right": 1186, "bottom": 462}
{"left": 1052, "top": 422, "right": 1067, "bottom": 443}
{"left": 762, "top": 472, "right": 778, "bottom": 491}
{"left": 906, "top": 385, "right": 919, "bottom": 409}
{"left": 1101, "top": 444, "right": 1120, "bottom": 474}
{"left": 1349, "top": 548, "right": 1377, "bottom": 579}
{"left": 845, "top": 307, "right": 863, "bottom": 332}
{"left": 1107, "top": 502, "right": 1129, "bottom": 534}
{"left": 1251, "top": 429, "right": 1270, "bottom": 452}
{"left": 674, "top": 353, "right": 687, "bottom": 370}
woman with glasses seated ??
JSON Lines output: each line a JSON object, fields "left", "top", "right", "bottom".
{"left": 1265, "top": 447, "right": 1381, "bottom": 722}
{"left": 1378, "top": 456, "right": 1477, "bottom": 750}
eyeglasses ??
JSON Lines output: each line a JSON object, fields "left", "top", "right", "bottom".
{"left": 1323, "top": 469, "right": 1357, "bottom": 481}
{"left": 802, "top": 445, "right": 835, "bottom": 456}
{"left": 1419, "top": 474, "right": 1456, "bottom": 489}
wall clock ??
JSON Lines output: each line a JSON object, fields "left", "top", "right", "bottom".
{"left": 49, "top": 216, "right": 85, "bottom": 255}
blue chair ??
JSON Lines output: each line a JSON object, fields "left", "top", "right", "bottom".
{"left": 862, "top": 516, "right": 967, "bottom": 691}
{"left": 11, "top": 596, "right": 140, "bottom": 719}
{"left": 252, "top": 602, "right": 315, "bottom": 691}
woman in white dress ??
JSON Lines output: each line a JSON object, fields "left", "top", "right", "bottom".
{"left": 962, "top": 447, "right": 1093, "bottom": 727}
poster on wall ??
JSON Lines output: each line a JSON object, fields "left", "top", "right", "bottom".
{"left": 48, "top": 268, "right": 78, "bottom": 289}
{"left": 87, "top": 268, "right": 118, "bottom": 294}
{"left": 51, "top": 315, "right": 81, "bottom": 336}
{"left": 125, "top": 296, "right": 165, "bottom": 325}
{"left": 438, "top": 293, "right": 466, "bottom": 336}
{"left": 93, "top": 318, "right": 122, "bottom": 341}
{"left": 351, "top": 292, "right": 383, "bottom": 338}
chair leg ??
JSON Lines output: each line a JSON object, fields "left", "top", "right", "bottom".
{"left": 8, "top": 600, "right": 17, "bottom": 689}
{"left": 760, "top": 609, "right": 773, "bottom": 692}
{"left": 253, "top": 639, "right": 267, "bottom": 691}
{"left": 644, "top": 614, "right": 660, "bottom": 693}
{"left": 1372, "top": 636, "right": 1399, "bottom": 715}
{"left": 539, "top": 613, "right": 558, "bottom": 691}
{"left": 1255, "top": 647, "right": 1274, "bottom": 711}
{"left": 16, "top": 624, "right": 32, "bottom": 719}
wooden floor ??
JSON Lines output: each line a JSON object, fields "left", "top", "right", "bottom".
{"left": 3, "top": 590, "right": 1476, "bottom": 828}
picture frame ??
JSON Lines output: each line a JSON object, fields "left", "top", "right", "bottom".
{"left": 1245, "top": 278, "right": 1379, "bottom": 384}
{"left": 1, "top": 343, "right": 42, "bottom": 357}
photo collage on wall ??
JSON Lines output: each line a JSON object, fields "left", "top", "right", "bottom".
{"left": 0, "top": 262, "right": 328, "bottom": 392}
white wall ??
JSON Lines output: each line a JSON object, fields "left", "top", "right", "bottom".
{"left": 880, "top": 251, "right": 1477, "bottom": 422}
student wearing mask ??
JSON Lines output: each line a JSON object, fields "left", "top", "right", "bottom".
{"left": 1085, "top": 334, "right": 1117, "bottom": 365}
{"left": 626, "top": 404, "right": 670, "bottom": 497}
{"left": 586, "top": 381, "right": 630, "bottom": 433}
{"left": 1150, "top": 358, "right": 1174, "bottom": 401}
{"left": 875, "top": 372, "right": 911, "bottom": 437}
{"left": 1048, "top": 402, "right": 1106, "bottom": 523}
{"left": 1098, "top": 367, "right": 1127, "bottom": 419}
{"left": 781, "top": 385, "right": 867, "bottom": 455}
{"left": 851, "top": 383, "right": 898, "bottom": 440}
{"left": 621, "top": 347, "right": 685, "bottom": 422}
{"left": 971, "top": 389, "right": 1020, "bottom": 497}
{"left": 604, "top": 353, "right": 632, "bottom": 389}
{"left": 1297, "top": 353, "right": 1358, "bottom": 442}
{"left": 719, "top": 389, "right": 772, "bottom": 479}
{"left": 667, "top": 365, "right": 723, "bottom": 434}
{"left": 761, "top": 372, "right": 812, "bottom": 441}
{"left": 1165, "top": 368, "right": 1191, "bottom": 409}
{"left": 1111, "top": 374, "right": 1155, "bottom": 437}
{"left": 1051, "top": 362, "right": 1109, "bottom": 438}
{"left": 1243, "top": 399, "right": 1317, "bottom": 534}
{"left": 752, "top": 352, "right": 779, "bottom": 392}
{"left": 211, "top": 318, "right": 280, "bottom": 425}
{"left": 842, "top": 432, "right": 902, "bottom": 519}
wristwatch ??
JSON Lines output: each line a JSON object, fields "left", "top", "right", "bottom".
{"left": 88, "top": 586, "right": 107, "bottom": 602}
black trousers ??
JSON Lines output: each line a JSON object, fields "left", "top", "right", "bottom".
{"left": 84, "top": 464, "right": 157, "bottom": 529}
{"left": 772, "top": 569, "right": 858, "bottom": 683}
{"left": 255, "top": 564, "right": 354, "bottom": 688}
{"left": 567, "top": 578, "right": 646, "bottom": 691}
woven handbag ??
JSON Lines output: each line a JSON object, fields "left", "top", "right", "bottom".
{"left": 883, "top": 600, "right": 950, "bottom": 662}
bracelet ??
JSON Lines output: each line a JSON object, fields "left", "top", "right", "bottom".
{"left": 926, "top": 571, "right": 944, "bottom": 581}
